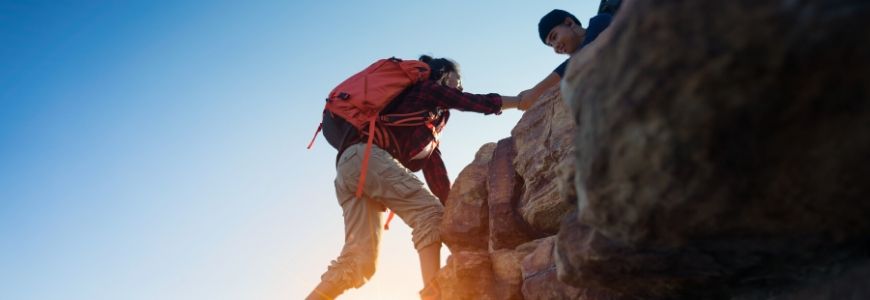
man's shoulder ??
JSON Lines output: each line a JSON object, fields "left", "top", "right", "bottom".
{"left": 579, "top": 13, "right": 613, "bottom": 47}
{"left": 589, "top": 13, "right": 613, "bottom": 28}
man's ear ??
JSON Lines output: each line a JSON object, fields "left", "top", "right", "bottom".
{"left": 563, "top": 17, "right": 575, "bottom": 26}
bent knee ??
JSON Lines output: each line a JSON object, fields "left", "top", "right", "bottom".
{"left": 411, "top": 209, "right": 443, "bottom": 250}
{"left": 360, "top": 260, "right": 376, "bottom": 280}
{"left": 350, "top": 252, "right": 378, "bottom": 286}
{"left": 323, "top": 254, "right": 379, "bottom": 290}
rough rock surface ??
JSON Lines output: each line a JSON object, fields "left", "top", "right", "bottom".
{"left": 436, "top": 1, "right": 869, "bottom": 298}
{"left": 559, "top": 0, "right": 870, "bottom": 298}
{"left": 436, "top": 91, "right": 570, "bottom": 299}
{"left": 436, "top": 251, "right": 494, "bottom": 300}
{"left": 441, "top": 143, "right": 496, "bottom": 252}
{"left": 487, "top": 137, "right": 538, "bottom": 250}
{"left": 490, "top": 249, "right": 524, "bottom": 300}
{"left": 520, "top": 236, "right": 585, "bottom": 300}
{"left": 511, "top": 87, "right": 576, "bottom": 234}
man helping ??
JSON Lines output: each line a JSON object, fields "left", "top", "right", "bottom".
{"left": 518, "top": 4, "right": 619, "bottom": 108}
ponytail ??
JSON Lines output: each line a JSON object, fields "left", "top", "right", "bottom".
{"left": 419, "top": 55, "right": 459, "bottom": 82}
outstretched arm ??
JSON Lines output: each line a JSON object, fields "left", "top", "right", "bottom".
{"left": 519, "top": 72, "right": 561, "bottom": 110}
{"left": 422, "top": 81, "right": 523, "bottom": 113}
{"left": 500, "top": 95, "right": 521, "bottom": 110}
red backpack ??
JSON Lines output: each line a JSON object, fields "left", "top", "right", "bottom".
{"left": 308, "top": 57, "right": 433, "bottom": 229}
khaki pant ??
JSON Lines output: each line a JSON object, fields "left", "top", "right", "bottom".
{"left": 319, "top": 143, "right": 444, "bottom": 293}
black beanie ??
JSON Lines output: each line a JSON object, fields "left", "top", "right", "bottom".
{"left": 538, "top": 9, "right": 580, "bottom": 44}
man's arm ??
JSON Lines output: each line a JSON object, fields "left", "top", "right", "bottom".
{"left": 519, "top": 71, "right": 561, "bottom": 110}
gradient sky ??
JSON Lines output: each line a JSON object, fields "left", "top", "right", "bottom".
{"left": 0, "top": 1, "right": 598, "bottom": 299}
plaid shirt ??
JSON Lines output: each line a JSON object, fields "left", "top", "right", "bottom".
{"left": 339, "top": 80, "right": 503, "bottom": 203}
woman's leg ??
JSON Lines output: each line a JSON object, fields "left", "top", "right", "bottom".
{"left": 362, "top": 146, "right": 445, "bottom": 286}
{"left": 308, "top": 145, "right": 384, "bottom": 299}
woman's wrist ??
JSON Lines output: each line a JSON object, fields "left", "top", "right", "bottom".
{"left": 501, "top": 95, "right": 519, "bottom": 109}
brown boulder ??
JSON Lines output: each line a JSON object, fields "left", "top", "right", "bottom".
{"left": 512, "top": 87, "right": 577, "bottom": 234}
{"left": 556, "top": 210, "right": 718, "bottom": 298}
{"left": 441, "top": 143, "right": 496, "bottom": 252}
{"left": 437, "top": 251, "right": 495, "bottom": 300}
{"left": 490, "top": 249, "right": 523, "bottom": 300}
{"left": 560, "top": 0, "right": 870, "bottom": 298}
{"left": 488, "top": 137, "right": 540, "bottom": 251}
{"left": 520, "top": 236, "right": 585, "bottom": 300}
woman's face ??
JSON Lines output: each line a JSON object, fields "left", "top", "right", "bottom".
{"left": 442, "top": 71, "right": 463, "bottom": 91}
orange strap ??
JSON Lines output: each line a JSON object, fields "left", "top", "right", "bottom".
{"left": 355, "top": 116, "right": 377, "bottom": 199}
{"left": 357, "top": 116, "right": 400, "bottom": 230}
{"left": 353, "top": 114, "right": 432, "bottom": 231}
{"left": 384, "top": 211, "right": 396, "bottom": 230}
{"left": 307, "top": 123, "right": 322, "bottom": 149}
{"left": 356, "top": 116, "right": 399, "bottom": 231}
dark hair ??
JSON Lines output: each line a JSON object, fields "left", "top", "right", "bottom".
{"left": 538, "top": 9, "right": 582, "bottom": 44}
{"left": 419, "top": 55, "right": 460, "bottom": 82}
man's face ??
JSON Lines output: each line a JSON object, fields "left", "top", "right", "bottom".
{"left": 545, "top": 18, "right": 586, "bottom": 54}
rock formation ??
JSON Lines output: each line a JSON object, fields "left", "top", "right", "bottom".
{"left": 438, "top": 88, "right": 574, "bottom": 299}
{"left": 440, "top": 143, "right": 496, "bottom": 252}
{"left": 437, "top": 0, "right": 870, "bottom": 299}
{"left": 559, "top": 0, "right": 870, "bottom": 298}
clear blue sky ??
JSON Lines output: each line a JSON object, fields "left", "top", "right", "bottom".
{"left": 0, "top": 1, "right": 597, "bottom": 299}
